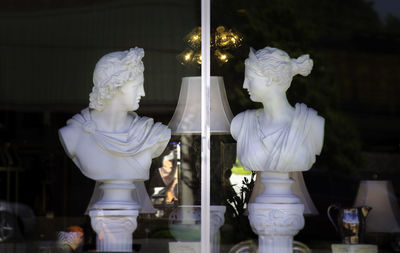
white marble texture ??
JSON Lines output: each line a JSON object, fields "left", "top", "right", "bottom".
{"left": 59, "top": 47, "right": 170, "bottom": 211}
{"left": 90, "top": 209, "right": 139, "bottom": 252}
{"left": 231, "top": 46, "right": 324, "bottom": 253}
{"left": 59, "top": 48, "right": 171, "bottom": 251}
{"left": 231, "top": 48, "right": 324, "bottom": 173}
{"left": 248, "top": 203, "right": 304, "bottom": 253}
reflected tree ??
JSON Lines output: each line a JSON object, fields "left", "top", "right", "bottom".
{"left": 211, "top": 0, "right": 393, "bottom": 174}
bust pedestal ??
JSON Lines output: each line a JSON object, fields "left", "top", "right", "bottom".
{"left": 89, "top": 181, "right": 141, "bottom": 252}
{"left": 92, "top": 181, "right": 141, "bottom": 210}
{"left": 169, "top": 242, "right": 201, "bottom": 253}
{"left": 255, "top": 172, "right": 300, "bottom": 204}
{"left": 210, "top": 206, "right": 226, "bottom": 253}
{"left": 248, "top": 172, "right": 305, "bottom": 253}
{"left": 89, "top": 209, "right": 139, "bottom": 252}
{"left": 168, "top": 205, "right": 226, "bottom": 253}
{"left": 331, "top": 244, "right": 378, "bottom": 253}
{"left": 248, "top": 203, "right": 304, "bottom": 253}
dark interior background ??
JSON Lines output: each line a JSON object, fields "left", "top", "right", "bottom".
{"left": 0, "top": 0, "right": 399, "bottom": 250}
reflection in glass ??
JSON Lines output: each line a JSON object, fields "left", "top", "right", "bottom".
{"left": 177, "top": 26, "right": 243, "bottom": 67}
{"left": 150, "top": 142, "right": 180, "bottom": 208}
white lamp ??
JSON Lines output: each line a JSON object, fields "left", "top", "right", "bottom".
{"left": 353, "top": 180, "right": 400, "bottom": 233}
{"left": 168, "top": 76, "right": 233, "bottom": 253}
{"left": 168, "top": 76, "right": 233, "bottom": 134}
{"left": 290, "top": 171, "right": 319, "bottom": 215}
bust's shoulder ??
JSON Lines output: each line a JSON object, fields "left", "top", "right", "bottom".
{"left": 59, "top": 123, "right": 81, "bottom": 137}
{"left": 295, "top": 103, "right": 325, "bottom": 154}
{"left": 310, "top": 112, "right": 325, "bottom": 154}
{"left": 312, "top": 113, "right": 325, "bottom": 132}
{"left": 127, "top": 112, "right": 171, "bottom": 157}
{"left": 59, "top": 110, "right": 89, "bottom": 158}
{"left": 231, "top": 109, "right": 258, "bottom": 140}
{"left": 298, "top": 103, "right": 325, "bottom": 132}
{"left": 295, "top": 104, "right": 323, "bottom": 124}
{"left": 59, "top": 123, "right": 82, "bottom": 158}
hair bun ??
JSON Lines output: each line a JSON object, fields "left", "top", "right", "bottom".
{"left": 291, "top": 54, "right": 313, "bottom": 77}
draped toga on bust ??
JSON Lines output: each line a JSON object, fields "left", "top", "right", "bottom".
{"left": 61, "top": 108, "right": 171, "bottom": 213}
{"left": 67, "top": 108, "right": 170, "bottom": 160}
{"left": 231, "top": 103, "right": 324, "bottom": 172}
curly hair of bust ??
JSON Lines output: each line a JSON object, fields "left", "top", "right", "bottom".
{"left": 245, "top": 47, "right": 313, "bottom": 88}
{"left": 89, "top": 47, "right": 145, "bottom": 111}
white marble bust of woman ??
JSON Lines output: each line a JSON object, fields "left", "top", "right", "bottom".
{"left": 231, "top": 47, "right": 324, "bottom": 174}
{"left": 59, "top": 47, "right": 171, "bottom": 211}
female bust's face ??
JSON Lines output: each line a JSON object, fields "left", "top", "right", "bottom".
{"left": 118, "top": 72, "right": 145, "bottom": 111}
{"left": 243, "top": 67, "right": 271, "bottom": 103}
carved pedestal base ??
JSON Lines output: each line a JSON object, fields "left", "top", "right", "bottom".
{"left": 89, "top": 209, "right": 139, "bottom": 252}
{"left": 210, "top": 206, "right": 226, "bottom": 253}
{"left": 169, "top": 242, "right": 201, "bottom": 253}
{"left": 168, "top": 205, "right": 226, "bottom": 253}
{"left": 331, "top": 244, "right": 378, "bottom": 253}
{"left": 248, "top": 203, "right": 304, "bottom": 253}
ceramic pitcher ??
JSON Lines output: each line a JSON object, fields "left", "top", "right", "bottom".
{"left": 327, "top": 204, "right": 372, "bottom": 244}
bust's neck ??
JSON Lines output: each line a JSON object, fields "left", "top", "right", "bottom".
{"left": 261, "top": 92, "right": 294, "bottom": 125}
{"left": 90, "top": 107, "right": 132, "bottom": 133}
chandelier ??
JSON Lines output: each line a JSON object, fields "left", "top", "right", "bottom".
{"left": 177, "top": 26, "right": 243, "bottom": 66}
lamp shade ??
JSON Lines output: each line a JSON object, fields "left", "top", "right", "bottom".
{"left": 353, "top": 180, "right": 400, "bottom": 233}
{"left": 168, "top": 76, "right": 233, "bottom": 134}
{"left": 289, "top": 171, "right": 319, "bottom": 215}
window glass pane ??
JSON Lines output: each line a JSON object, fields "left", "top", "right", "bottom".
{"left": 0, "top": 1, "right": 202, "bottom": 252}
{"left": 211, "top": 0, "right": 400, "bottom": 252}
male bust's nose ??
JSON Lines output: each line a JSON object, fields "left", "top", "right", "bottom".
{"left": 140, "top": 85, "right": 145, "bottom": 96}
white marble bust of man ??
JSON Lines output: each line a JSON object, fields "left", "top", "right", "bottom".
{"left": 59, "top": 47, "right": 171, "bottom": 211}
